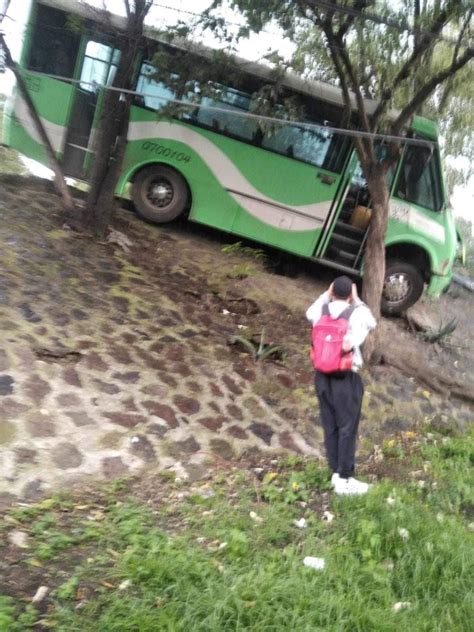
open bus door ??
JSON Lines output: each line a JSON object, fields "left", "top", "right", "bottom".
{"left": 313, "top": 149, "right": 367, "bottom": 274}
{"left": 62, "top": 41, "right": 120, "bottom": 179}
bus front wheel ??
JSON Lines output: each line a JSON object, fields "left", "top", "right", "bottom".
{"left": 381, "top": 260, "right": 424, "bottom": 315}
{"left": 132, "top": 165, "right": 189, "bottom": 223}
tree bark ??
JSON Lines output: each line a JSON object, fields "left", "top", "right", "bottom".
{"left": 1, "top": 34, "right": 75, "bottom": 212}
{"left": 381, "top": 347, "right": 474, "bottom": 404}
{"left": 85, "top": 96, "right": 133, "bottom": 235}
{"left": 84, "top": 0, "right": 151, "bottom": 236}
{"left": 361, "top": 166, "right": 390, "bottom": 360}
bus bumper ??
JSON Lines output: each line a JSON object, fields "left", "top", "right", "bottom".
{"left": 427, "top": 270, "right": 453, "bottom": 296}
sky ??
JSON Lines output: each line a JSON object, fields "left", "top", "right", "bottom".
{"left": 1, "top": 0, "right": 472, "bottom": 225}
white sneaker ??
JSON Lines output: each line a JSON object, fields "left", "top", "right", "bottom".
{"left": 334, "top": 476, "right": 369, "bottom": 496}
{"left": 330, "top": 473, "right": 340, "bottom": 487}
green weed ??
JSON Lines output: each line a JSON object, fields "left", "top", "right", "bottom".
{"left": 221, "top": 241, "right": 267, "bottom": 261}
{"left": 230, "top": 327, "right": 283, "bottom": 361}
{"left": 2, "top": 435, "right": 473, "bottom": 631}
{"left": 0, "top": 597, "right": 38, "bottom": 631}
{"left": 226, "top": 262, "right": 257, "bottom": 279}
{"left": 420, "top": 317, "right": 458, "bottom": 343}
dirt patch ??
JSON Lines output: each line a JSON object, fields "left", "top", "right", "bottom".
{"left": 0, "top": 174, "right": 471, "bottom": 507}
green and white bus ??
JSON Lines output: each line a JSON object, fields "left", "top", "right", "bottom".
{"left": 3, "top": 0, "right": 458, "bottom": 313}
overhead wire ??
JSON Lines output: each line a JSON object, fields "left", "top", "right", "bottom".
{"left": 2, "top": 1, "right": 468, "bottom": 151}
{"left": 4, "top": 67, "right": 436, "bottom": 148}
{"left": 1, "top": 0, "right": 471, "bottom": 48}
{"left": 151, "top": 1, "right": 285, "bottom": 38}
{"left": 152, "top": 0, "right": 472, "bottom": 48}
{"left": 307, "top": 0, "right": 471, "bottom": 48}
{"left": 1, "top": 2, "right": 470, "bottom": 55}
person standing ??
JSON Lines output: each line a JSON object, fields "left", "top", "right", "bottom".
{"left": 306, "top": 275, "right": 376, "bottom": 495}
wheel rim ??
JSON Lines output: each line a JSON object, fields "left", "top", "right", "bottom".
{"left": 146, "top": 177, "right": 174, "bottom": 209}
{"left": 383, "top": 272, "right": 411, "bottom": 304}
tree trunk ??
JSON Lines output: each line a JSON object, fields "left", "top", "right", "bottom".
{"left": 1, "top": 34, "right": 75, "bottom": 213}
{"left": 83, "top": 1, "right": 150, "bottom": 237}
{"left": 83, "top": 80, "right": 134, "bottom": 235}
{"left": 85, "top": 96, "right": 133, "bottom": 235}
{"left": 361, "top": 166, "right": 390, "bottom": 361}
{"left": 83, "top": 31, "right": 136, "bottom": 237}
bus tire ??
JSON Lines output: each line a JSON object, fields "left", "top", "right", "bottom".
{"left": 381, "top": 259, "right": 424, "bottom": 315}
{"left": 132, "top": 165, "right": 189, "bottom": 223}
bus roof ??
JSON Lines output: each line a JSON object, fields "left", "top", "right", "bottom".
{"left": 36, "top": 0, "right": 437, "bottom": 138}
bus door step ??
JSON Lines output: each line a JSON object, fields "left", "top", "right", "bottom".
{"left": 316, "top": 257, "right": 361, "bottom": 275}
{"left": 334, "top": 221, "right": 365, "bottom": 238}
{"left": 329, "top": 233, "right": 362, "bottom": 254}
{"left": 321, "top": 218, "right": 366, "bottom": 270}
{"left": 326, "top": 247, "right": 358, "bottom": 265}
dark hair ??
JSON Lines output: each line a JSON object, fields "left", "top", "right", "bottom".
{"left": 333, "top": 275, "right": 352, "bottom": 299}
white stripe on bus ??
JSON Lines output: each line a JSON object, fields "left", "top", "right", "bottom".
{"left": 229, "top": 192, "right": 325, "bottom": 231}
{"left": 14, "top": 106, "right": 332, "bottom": 231}
{"left": 127, "top": 121, "right": 333, "bottom": 226}
{"left": 389, "top": 200, "right": 445, "bottom": 243}
{"left": 15, "top": 97, "right": 66, "bottom": 154}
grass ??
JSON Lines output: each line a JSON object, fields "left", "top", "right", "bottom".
{"left": 1, "top": 429, "right": 473, "bottom": 631}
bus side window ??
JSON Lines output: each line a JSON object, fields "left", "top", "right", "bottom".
{"left": 135, "top": 62, "right": 176, "bottom": 110}
{"left": 195, "top": 87, "right": 258, "bottom": 141}
{"left": 395, "top": 146, "right": 442, "bottom": 212}
{"left": 262, "top": 124, "right": 332, "bottom": 168}
{"left": 27, "top": 5, "right": 80, "bottom": 79}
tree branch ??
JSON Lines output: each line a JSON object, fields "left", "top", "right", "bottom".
{"left": 393, "top": 46, "right": 474, "bottom": 135}
{"left": 438, "top": 8, "right": 473, "bottom": 113}
{"left": 0, "top": 34, "right": 75, "bottom": 212}
{"left": 371, "top": 0, "right": 462, "bottom": 129}
{"left": 334, "top": 31, "right": 371, "bottom": 132}
{"left": 452, "top": 7, "right": 472, "bottom": 65}
{"left": 303, "top": 0, "right": 373, "bottom": 165}
{"left": 323, "top": 28, "right": 371, "bottom": 166}
{"left": 0, "top": 0, "right": 12, "bottom": 22}
{"left": 336, "top": 0, "right": 371, "bottom": 41}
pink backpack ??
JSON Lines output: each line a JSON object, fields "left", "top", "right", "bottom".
{"left": 310, "top": 304, "right": 355, "bottom": 373}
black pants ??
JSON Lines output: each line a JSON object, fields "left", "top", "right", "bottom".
{"left": 315, "top": 371, "right": 364, "bottom": 479}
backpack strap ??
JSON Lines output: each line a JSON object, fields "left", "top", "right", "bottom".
{"left": 322, "top": 302, "right": 362, "bottom": 320}
{"left": 339, "top": 303, "right": 356, "bottom": 321}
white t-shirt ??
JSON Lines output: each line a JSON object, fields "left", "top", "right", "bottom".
{"left": 306, "top": 291, "right": 377, "bottom": 370}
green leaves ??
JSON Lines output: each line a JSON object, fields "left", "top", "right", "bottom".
{"left": 230, "top": 328, "right": 283, "bottom": 362}
{"left": 2, "top": 441, "right": 474, "bottom": 630}
{"left": 420, "top": 317, "right": 458, "bottom": 343}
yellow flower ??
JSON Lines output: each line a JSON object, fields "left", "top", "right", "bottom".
{"left": 403, "top": 431, "right": 417, "bottom": 440}
{"left": 292, "top": 482, "right": 301, "bottom": 491}
{"left": 263, "top": 472, "right": 278, "bottom": 484}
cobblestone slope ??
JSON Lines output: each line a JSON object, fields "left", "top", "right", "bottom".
{"left": 0, "top": 176, "right": 471, "bottom": 506}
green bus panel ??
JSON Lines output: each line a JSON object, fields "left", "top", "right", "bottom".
{"left": 230, "top": 210, "right": 323, "bottom": 256}
{"left": 5, "top": 118, "right": 52, "bottom": 166}
{"left": 185, "top": 126, "right": 338, "bottom": 207}
{"left": 387, "top": 196, "right": 456, "bottom": 277}
{"left": 122, "top": 112, "right": 240, "bottom": 233}
{"left": 7, "top": 71, "right": 75, "bottom": 161}
{"left": 121, "top": 109, "right": 340, "bottom": 257}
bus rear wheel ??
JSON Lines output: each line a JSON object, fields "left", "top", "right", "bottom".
{"left": 381, "top": 259, "right": 424, "bottom": 315}
{"left": 132, "top": 165, "right": 189, "bottom": 223}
